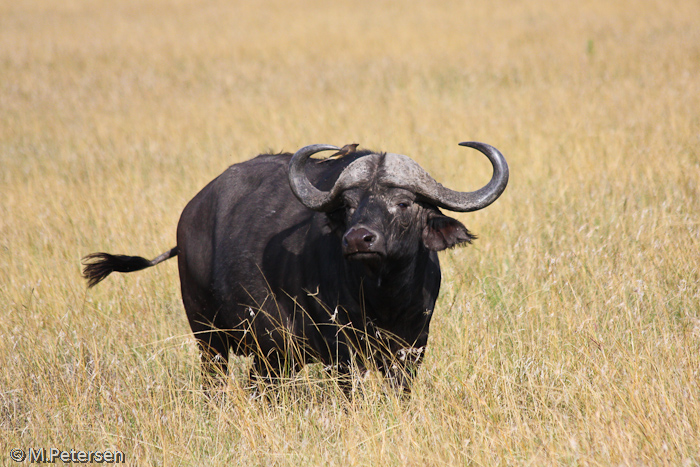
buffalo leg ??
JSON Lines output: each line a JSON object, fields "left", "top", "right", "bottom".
{"left": 379, "top": 346, "right": 425, "bottom": 394}
{"left": 247, "top": 351, "right": 300, "bottom": 393}
{"left": 196, "top": 330, "right": 230, "bottom": 390}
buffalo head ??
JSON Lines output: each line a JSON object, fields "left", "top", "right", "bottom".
{"left": 288, "top": 142, "right": 509, "bottom": 268}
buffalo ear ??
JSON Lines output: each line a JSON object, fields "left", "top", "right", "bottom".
{"left": 422, "top": 211, "right": 476, "bottom": 251}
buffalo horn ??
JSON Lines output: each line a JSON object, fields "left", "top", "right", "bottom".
{"left": 288, "top": 144, "right": 341, "bottom": 211}
{"left": 413, "top": 142, "right": 509, "bottom": 212}
{"left": 289, "top": 141, "right": 509, "bottom": 213}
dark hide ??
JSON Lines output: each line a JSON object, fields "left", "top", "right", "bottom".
{"left": 84, "top": 150, "right": 477, "bottom": 393}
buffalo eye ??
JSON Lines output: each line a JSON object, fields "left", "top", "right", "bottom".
{"left": 340, "top": 203, "right": 356, "bottom": 219}
{"left": 397, "top": 201, "right": 412, "bottom": 210}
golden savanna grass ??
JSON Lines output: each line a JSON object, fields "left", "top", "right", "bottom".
{"left": 1, "top": 0, "right": 699, "bottom": 464}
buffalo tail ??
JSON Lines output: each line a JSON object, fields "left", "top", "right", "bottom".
{"left": 81, "top": 247, "right": 179, "bottom": 288}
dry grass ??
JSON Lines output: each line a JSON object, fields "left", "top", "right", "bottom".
{"left": 1, "top": 0, "right": 699, "bottom": 465}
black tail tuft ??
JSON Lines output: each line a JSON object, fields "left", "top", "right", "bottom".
{"left": 82, "top": 247, "right": 178, "bottom": 288}
{"left": 81, "top": 252, "right": 152, "bottom": 288}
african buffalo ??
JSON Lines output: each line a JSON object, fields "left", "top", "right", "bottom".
{"left": 83, "top": 142, "right": 508, "bottom": 393}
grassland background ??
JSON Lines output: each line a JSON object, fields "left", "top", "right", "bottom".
{"left": 1, "top": 0, "right": 699, "bottom": 465}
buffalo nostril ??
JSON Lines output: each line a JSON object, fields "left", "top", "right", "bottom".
{"left": 343, "top": 227, "right": 379, "bottom": 254}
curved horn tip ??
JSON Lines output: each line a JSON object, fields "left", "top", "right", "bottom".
{"left": 293, "top": 144, "right": 341, "bottom": 156}
{"left": 459, "top": 141, "right": 495, "bottom": 150}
